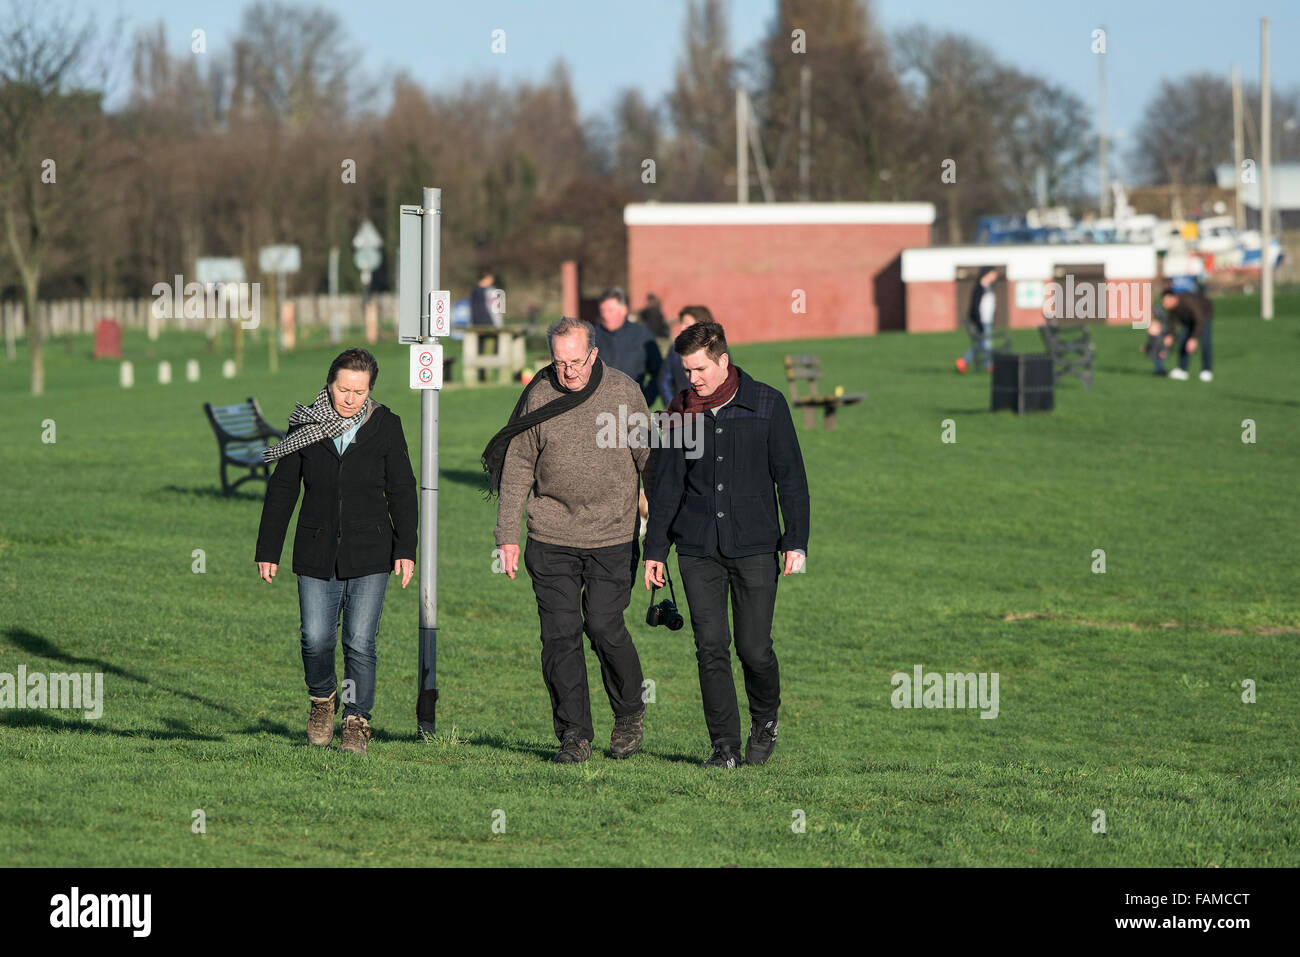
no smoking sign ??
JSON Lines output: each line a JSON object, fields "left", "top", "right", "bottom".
{"left": 409, "top": 342, "right": 444, "bottom": 390}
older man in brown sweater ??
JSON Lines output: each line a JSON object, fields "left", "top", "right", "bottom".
{"left": 489, "top": 317, "right": 651, "bottom": 763}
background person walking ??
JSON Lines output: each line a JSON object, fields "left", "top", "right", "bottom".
{"left": 956, "top": 266, "right": 998, "bottom": 374}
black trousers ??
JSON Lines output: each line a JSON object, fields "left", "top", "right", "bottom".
{"left": 524, "top": 536, "right": 645, "bottom": 743}
{"left": 677, "top": 548, "right": 781, "bottom": 749}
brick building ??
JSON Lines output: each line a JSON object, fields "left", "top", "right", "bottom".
{"left": 901, "top": 244, "right": 1158, "bottom": 332}
{"left": 624, "top": 202, "right": 935, "bottom": 342}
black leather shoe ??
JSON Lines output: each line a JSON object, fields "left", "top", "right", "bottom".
{"left": 700, "top": 743, "right": 743, "bottom": 769}
{"left": 745, "top": 718, "right": 778, "bottom": 766}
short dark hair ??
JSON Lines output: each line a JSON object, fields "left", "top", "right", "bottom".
{"left": 478, "top": 266, "right": 494, "bottom": 281}
{"left": 327, "top": 348, "right": 378, "bottom": 390}
{"left": 599, "top": 286, "right": 627, "bottom": 307}
{"left": 677, "top": 304, "right": 715, "bottom": 325}
{"left": 674, "top": 320, "right": 728, "bottom": 361}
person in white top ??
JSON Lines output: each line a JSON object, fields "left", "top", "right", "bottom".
{"left": 956, "top": 267, "right": 999, "bottom": 374}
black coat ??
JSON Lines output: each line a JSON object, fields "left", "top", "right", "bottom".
{"left": 255, "top": 403, "right": 418, "bottom": 578}
{"left": 593, "top": 321, "right": 663, "bottom": 407}
{"left": 645, "top": 370, "right": 810, "bottom": 561}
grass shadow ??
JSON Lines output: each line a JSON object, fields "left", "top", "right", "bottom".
{"left": 440, "top": 469, "right": 490, "bottom": 491}
{"left": 3, "top": 627, "right": 241, "bottom": 716}
{"left": 158, "top": 483, "right": 265, "bottom": 502}
{"left": 467, "top": 731, "right": 559, "bottom": 760}
{"left": 0, "top": 710, "right": 225, "bottom": 741}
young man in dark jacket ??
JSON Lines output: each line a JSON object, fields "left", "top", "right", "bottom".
{"left": 592, "top": 286, "right": 662, "bottom": 407}
{"left": 1160, "top": 288, "right": 1214, "bottom": 381}
{"left": 644, "top": 321, "right": 810, "bottom": 769}
{"left": 658, "top": 304, "right": 712, "bottom": 406}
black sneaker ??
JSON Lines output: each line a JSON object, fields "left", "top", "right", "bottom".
{"left": 746, "top": 718, "right": 778, "bottom": 766}
{"left": 700, "top": 743, "right": 743, "bottom": 769}
{"left": 553, "top": 730, "right": 592, "bottom": 763}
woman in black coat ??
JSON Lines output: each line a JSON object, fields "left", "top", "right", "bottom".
{"left": 254, "top": 349, "right": 417, "bottom": 755}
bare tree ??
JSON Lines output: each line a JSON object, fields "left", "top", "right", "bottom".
{"left": 0, "top": 1, "right": 116, "bottom": 391}
{"left": 665, "top": 0, "right": 736, "bottom": 200}
{"left": 756, "top": 0, "right": 911, "bottom": 202}
{"left": 1130, "top": 74, "right": 1300, "bottom": 187}
{"left": 232, "top": 1, "right": 359, "bottom": 131}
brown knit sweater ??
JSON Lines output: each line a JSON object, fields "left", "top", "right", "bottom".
{"left": 494, "top": 366, "right": 651, "bottom": 549}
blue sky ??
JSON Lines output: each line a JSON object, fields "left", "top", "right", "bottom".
{"left": 92, "top": 0, "right": 1299, "bottom": 184}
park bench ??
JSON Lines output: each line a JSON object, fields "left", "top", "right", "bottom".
{"left": 203, "top": 397, "right": 285, "bottom": 497}
{"left": 462, "top": 326, "right": 526, "bottom": 385}
{"left": 783, "top": 354, "right": 865, "bottom": 430}
{"left": 1038, "top": 320, "right": 1095, "bottom": 389}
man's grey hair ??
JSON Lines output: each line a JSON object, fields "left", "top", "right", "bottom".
{"left": 546, "top": 316, "right": 593, "bottom": 353}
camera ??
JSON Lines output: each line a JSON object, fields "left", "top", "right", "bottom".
{"left": 646, "top": 566, "right": 685, "bottom": 630}
{"left": 646, "top": 598, "right": 684, "bottom": 630}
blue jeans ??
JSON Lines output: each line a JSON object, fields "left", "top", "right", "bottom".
{"left": 296, "top": 570, "right": 389, "bottom": 720}
{"left": 1176, "top": 318, "right": 1213, "bottom": 373}
{"left": 963, "top": 322, "right": 992, "bottom": 367}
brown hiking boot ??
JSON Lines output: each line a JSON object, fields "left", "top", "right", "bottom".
{"left": 340, "top": 714, "right": 372, "bottom": 755}
{"left": 307, "top": 690, "right": 337, "bottom": 746}
{"left": 610, "top": 708, "right": 644, "bottom": 759}
{"left": 553, "top": 730, "right": 592, "bottom": 763}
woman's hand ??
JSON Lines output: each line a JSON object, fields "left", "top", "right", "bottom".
{"left": 394, "top": 558, "right": 414, "bottom": 588}
{"left": 257, "top": 561, "right": 277, "bottom": 583}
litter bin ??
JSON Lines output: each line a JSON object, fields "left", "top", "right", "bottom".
{"left": 991, "top": 352, "right": 1054, "bottom": 414}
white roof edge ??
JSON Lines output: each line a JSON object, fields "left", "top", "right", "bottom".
{"left": 901, "top": 244, "right": 1158, "bottom": 282}
{"left": 624, "top": 202, "right": 937, "bottom": 226}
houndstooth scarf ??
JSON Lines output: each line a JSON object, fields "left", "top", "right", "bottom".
{"left": 262, "top": 386, "right": 372, "bottom": 462}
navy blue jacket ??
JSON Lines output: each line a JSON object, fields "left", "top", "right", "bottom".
{"left": 254, "top": 403, "right": 418, "bottom": 578}
{"left": 593, "top": 320, "right": 663, "bottom": 407}
{"left": 645, "top": 370, "right": 810, "bottom": 561}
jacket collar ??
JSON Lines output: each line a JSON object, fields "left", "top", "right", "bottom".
{"left": 327, "top": 403, "right": 383, "bottom": 459}
{"left": 726, "top": 367, "right": 758, "bottom": 411}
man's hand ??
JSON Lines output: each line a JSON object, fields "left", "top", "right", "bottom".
{"left": 644, "top": 560, "right": 665, "bottom": 590}
{"left": 257, "top": 561, "right": 277, "bottom": 583}
{"left": 781, "top": 551, "right": 805, "bottom": 576}
{"left": 393, "top": 558, "right": 414, "bottom": 588}
{"left": 1186, "top": 337, "right": 1198, "bottom": 354}
{"left": 499, "top": 544, "right": 520, "bottom": 580}
{"left": 1164, "top": 334, "right": 1175, "bottom": 348}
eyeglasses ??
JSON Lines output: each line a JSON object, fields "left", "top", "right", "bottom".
{"left": 552, "top": 348, "right": 593, "bottom": 374}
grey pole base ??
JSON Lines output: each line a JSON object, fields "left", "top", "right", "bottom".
{"left": 417, "top": 625, "right": 438, "bottom": 735}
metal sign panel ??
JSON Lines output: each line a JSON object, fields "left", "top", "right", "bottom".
{"left": 428, "top": 290, "right": 451, "bottom": 336}
{"left": 195, "top": 257, "right": 246, "bottom": 284}
{"left": 409, "top": 341, "right": 443, "bottom": 390}
{"left": 258, "top": 244, "right": 301, "bottom": 274}
{"left": 399, "top": 205, "right": 422, "bottom": 343}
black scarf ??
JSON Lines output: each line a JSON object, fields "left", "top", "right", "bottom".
{"left": 480, "top": 357, "right": 604, "bottom": 499}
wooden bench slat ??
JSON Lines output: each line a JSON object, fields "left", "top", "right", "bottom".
{"left": 784, "top": 354, "right": 864, "bottom": 431}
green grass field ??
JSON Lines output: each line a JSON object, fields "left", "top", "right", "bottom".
{"left": 1, "top": 299, "right": 1297, "bottom": 866}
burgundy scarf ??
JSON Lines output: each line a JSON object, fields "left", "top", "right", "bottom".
{"left": 670, "top": 363, "right": 741, "bottom": 415}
